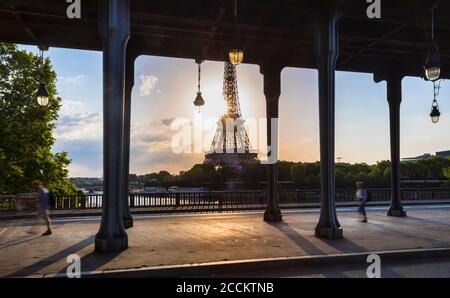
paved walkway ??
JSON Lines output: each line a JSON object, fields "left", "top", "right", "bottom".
{"left": 0, "top": 205, "right": 450, "bottom": 277}
{"left": 1, "top": 199, "right": 449, "bottom": 220}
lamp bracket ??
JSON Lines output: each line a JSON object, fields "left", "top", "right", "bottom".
{"left": 38, "top": 45, "right": 49, "bottom": 52}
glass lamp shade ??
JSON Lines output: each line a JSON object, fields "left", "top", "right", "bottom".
{"left": 430, "top": 105, "right": 441, "bottom": 124}
{"left": 228, "top": 48, "right": 244, "bottom": 65}
{"left": 425, "top": 65, "right": 441, "bottom": 82}
{"left": 193, "top": 92, "right": 205, "bottom": 113}
{"left": 36, "top": 83, "right": 49, "bottom": 106}
{"left": 424, "top": 45, "right": 441, "bottom": 81}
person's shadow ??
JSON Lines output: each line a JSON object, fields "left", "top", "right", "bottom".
{"left": 6, "top": 235, "right": 95, "bottom": 277}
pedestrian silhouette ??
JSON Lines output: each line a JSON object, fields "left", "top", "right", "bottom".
{"left": 33, "top": 181, "right": 52, "bottom": 236}
{"left": 356, "top": 181, "right": 368, "bottom": 223}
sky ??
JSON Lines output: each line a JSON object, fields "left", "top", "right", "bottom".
{"left": 18, "top": 45, "right": 450, "bottom": 178}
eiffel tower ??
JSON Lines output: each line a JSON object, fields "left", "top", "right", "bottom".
{"left": 204, "top": 62, "right": 258, "bottom": 166}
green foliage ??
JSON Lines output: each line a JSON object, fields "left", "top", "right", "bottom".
{"left": 137, "top": 157, "right": 450, "bottom": 190}
{"left": 291, "top": 162, "right": 320, "bottom": 189}
{"left": 443, "top": 166, "right": 450, "bottom": 180}
{"left": 0, "top": 43, "right": 76, "bottom": 195}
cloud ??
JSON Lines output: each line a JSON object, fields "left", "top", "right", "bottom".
{"left": 55, "top": 100, "right": 102, "bottom": 141}
{"left": 139, "top": 75, "right": 158, "bottom": 97}
{"left": 68, "top": 163, "right": 97, "bottom": 178}
{"left": 162, "top": 118, "right": 176, "bottom": 126}
{"left": 58, "top": 75, "right": 85, "bottom": 84}
{"left": 131, "top": 119, "right": 173, "bottom": 152}
{"left": 129, "top": 119, "right": 205, "bottom": 174}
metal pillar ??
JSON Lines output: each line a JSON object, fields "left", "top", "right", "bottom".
{"left": 314, "top": 11, "right": 343, "bottom": 239}
{"left": 386, "top": 73, "right": 407, "bottom": 217}
{"left": 260, "top": 63, "right": 283, "bottom": 222}
{"left": 122, "top": 49, "right": 137, "bottom": 229}
{"left": 95, "top": 0, "right": 130, "bottom": 252}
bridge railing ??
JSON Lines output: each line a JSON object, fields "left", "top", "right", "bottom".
{"left": 1, "top": 188, "right": 450, "bottom": 212}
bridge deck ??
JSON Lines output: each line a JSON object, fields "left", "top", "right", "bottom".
{"left": 1, "top": 205, "right": 450, "bottom": 277}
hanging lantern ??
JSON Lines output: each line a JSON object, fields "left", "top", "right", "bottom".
{"left": 430, "top": 104, "right": 441, "bottom": 124}
{"left": 430, "top": 81, "right": 442, "bottom": 124}
{"left": 193, "top": 59, "right": 205, "bottom": 113}
{"left": 36, "top": 46, "right": 49, "bottom": 107}
{"left": 424, "top": 42, "right": 441, "bottom": 82}
{"left": 194, "top": 92, "right": 205, "bottom": 113}
{"left": 229, "top": 48, "right": 244, "bottom": 65}
{"left": 424, "top": 8, "right": 441, "bottom": 81}
{"left": 36, "top": 83, "right": 50, "bottom": 107}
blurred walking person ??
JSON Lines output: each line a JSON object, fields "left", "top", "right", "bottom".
{"left": 33, "top": 181, "right": 52, "bottom": 236}
{"left": 356, "top": 181, "right": 368, "bottom": 223}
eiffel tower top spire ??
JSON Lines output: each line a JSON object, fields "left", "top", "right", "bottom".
{"left": 204, "top": 62, "right": 258, "bottom": 166}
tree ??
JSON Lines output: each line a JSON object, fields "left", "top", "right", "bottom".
{"left": 443, "top": 166, "right": 450, "bottom": 180}
{"left": 0, "top": 43, "right": 76, "bottom": 195}
{"left": 291, "top": 163, "right": 306, "bottom": 188}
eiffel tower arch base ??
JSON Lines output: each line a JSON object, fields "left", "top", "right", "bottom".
{"left": 204, "top": 152, "right": 259, "bottom": 166}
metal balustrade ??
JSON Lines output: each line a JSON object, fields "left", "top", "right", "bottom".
{"left": 1, "top": 188, "right": 450, "bottom": 212}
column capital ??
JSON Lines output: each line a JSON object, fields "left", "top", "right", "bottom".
{"left": 260, "top": 62, "right": 284, "bottom": 103}
{"left": 374, "top": 69, "right": 405, "bottom": 84}
{"left": 98, "top": 0, "right": 131, "bottom": 44}
{"left": 126, "top": 40, "right": 140, "bottom": 62}
{"left": 314, "top": 13, "right": 340, "bottom": 69}
{"left": 313, "top": 0, "right": 343, "bottom": 19}
{"left": 125, "top": 47, "right": 139, "bottom": 89}
{"left": 259, "top": 62, "right": 284, "bottom": 77}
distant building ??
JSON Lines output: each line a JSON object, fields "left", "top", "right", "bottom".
{"left": 436, "top": 150, "right": 450, "bottom": 158}
{"left": 402, "top": 150, "right": 450, "bottom": 162}
{"left": 401, "top": 153, "right": 432, "bottom": 162}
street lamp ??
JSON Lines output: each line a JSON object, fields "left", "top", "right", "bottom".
{"left": 36, "top": 46, "right": 49, "bottom": 107}
{"left": 424, "top": 8, "right": 441, "bottom": 81}
{"left": 430, "top": 103, "right": 441, "bottom": 124}
{"left": 229, "top": 48, "right": 244, "bottom": 66}
{"left": 193, "top": 59, "right": 205, "bottom": 113}
{"left": 194, "top": 92, "right": 205, "bottom": 113}
{"left": 424, "top": 46, "right": 441, "bottom": 82}
{"left": 228, "top": 0, "right": 244, "bottom": 65}
{"left": 430, "top": 81, "right": 442, "bottom": 124}
{"left": 36, "top": 83, "right": 50, "bottom": 107}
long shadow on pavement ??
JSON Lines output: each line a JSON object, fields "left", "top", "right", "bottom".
{"left": 6, "top": 235, "right": 95, "bottom": 277}
{"left": 56, "top": 250, "right": 124, "bottom": 276}
{"left": 267, "top": 222, "right": 349, "bottom": 277}
{"left": 401, "top": 215, "right": 450, "bottom": 229}
{"left": 267, "top": 222, "right": 326, "bottom": 255}
{"left": 368, "top": 220, "right": 450, "bottom": 247}
{"left": 0, "top": 235, "right": 41, "bottom": 250}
